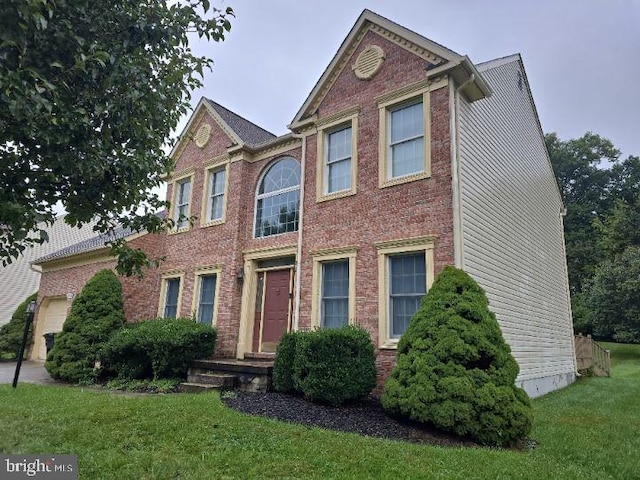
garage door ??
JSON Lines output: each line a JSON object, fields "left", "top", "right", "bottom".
{"left": 35, "top": 298, "right": 68, "bottom": 360}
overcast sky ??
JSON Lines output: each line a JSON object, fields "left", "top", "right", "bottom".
{"left": 187, "top": 0, "right": 640, "bottom": 159}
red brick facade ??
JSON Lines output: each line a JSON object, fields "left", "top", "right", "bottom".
{"left": 34, "top": 18, "right": 459, "bottom": 388}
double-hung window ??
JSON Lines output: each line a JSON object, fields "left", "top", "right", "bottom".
{"left": 207, "top": 167, "right": 226, "bottom": 223}
{"left": 174, "top": 178, "right": 192, "bottom": 230}
{"left": 388, "top": 252, "right": 426, "bottom": 338}
{"left": 196, "top": 274, "right": 217, "bottom": 326}
{"left": 163, "top": 278, "right": 181, "bottom": 318}
{"left": 316, "top": 108, "right": 358, "bottom": 201}
{"left": 320, "top": 260, "right": 349, "bottom": 328}
{"left": 378, "top": 85, "right": 432, "bottom": 187}
{"left": 311, "top": 247, "right": 357, "bottom": 329}
{"left": 389, "top": 101, "right": 424, "bottom": 178}
{"left": 376, "top": 237, "right": 434, "bottom": 347}
{"left": 325, "top": 126, "right": 352, "bottom": 194}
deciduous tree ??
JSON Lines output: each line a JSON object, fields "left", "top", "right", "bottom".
{"left": 1, "top": 0, "right": 232, "bottom": 276}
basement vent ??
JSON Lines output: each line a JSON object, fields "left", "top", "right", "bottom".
{"left": 194, "top": 124, "right": 212, "bottom": 148}
{"left": 353, "top": 45, "right": 385, "bottom": 80}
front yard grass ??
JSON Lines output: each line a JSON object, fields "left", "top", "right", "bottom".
{"left": 1, "top": 344, "right": 639, "bottom": 479}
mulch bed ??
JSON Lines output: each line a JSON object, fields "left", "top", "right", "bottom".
{"left": 221, "top": 391, "right": 480, "bottom": 448}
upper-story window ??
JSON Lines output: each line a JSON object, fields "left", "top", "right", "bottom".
{"left": 316, "top": 108, "right": 358, "bottom": 202}
{"left": 389, "top": 101, "right": 424, "bottom": 178}
{"left": 325, "top": 126, "right": 352, "bottom": 194}
{"left": 173, "top": 178, "right": 192, "bottom": 230}
{"left": 207, "top": 167, "right": 226, "bottom": 223}
{"left": 255, "top": 157, "right": 301, "bottom": 238}
{"left": 377, "top": 85, "right": 432, "bottom": 188}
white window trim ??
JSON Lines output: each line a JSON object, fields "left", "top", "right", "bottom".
{"left": 253, "top": 157, "right": 301, "bottom": 239}
{"left": 376, "top": 237, "right": 435, "bottom": 348}
{"left": 378, "top": 85, "right": 432, "bottom": 188}
{"left": 316, "top": 109, "right": 359, "bottom": 202}
{"left": 191, "top": 266, "right": 222, "bottom": 326}
{"left": 169, "top": 171, "right": 195, "bottom": 234}
{"left": 158, "top": 272, "right": 185, "bottom": 318}
{"left": 310, "top": 247, "right": 357, "bottom": 329}
{"left": 200, "top": 161, "right": 230, "bottom": 227}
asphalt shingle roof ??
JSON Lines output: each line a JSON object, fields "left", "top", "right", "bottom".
{"left": 33, "top": 212, "right": 166, "bottom": 264}
{"left": 206, "top": 99, "right": 276, "bottom": 147}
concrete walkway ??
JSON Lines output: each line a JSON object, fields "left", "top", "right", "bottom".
{"left": 0, "top": 361, "right": 57, "bottom": 385}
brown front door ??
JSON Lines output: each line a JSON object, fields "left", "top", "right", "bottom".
{"left": 253, "top": 269, "right": 293, "bottom": 353}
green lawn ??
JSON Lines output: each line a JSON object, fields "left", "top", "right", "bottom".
{"left": 1, "top": 345, "right": 639, "bottom": 480}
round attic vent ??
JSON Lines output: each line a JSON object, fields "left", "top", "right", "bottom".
{"left": 353, "top": 45, "right": 385, "bottom": 80}
{"left": 194, "top": 124, "right": 212, "bottom": 148}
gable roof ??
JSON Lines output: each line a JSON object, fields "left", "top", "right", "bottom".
{"left": 170, "top": 98, "right": 278, "bottom": 161}
{"left": 206, "top": 100, "right": 276, "bottom": 147}
{"left": 290, "top": 9, "right": 491, "bottom": 129}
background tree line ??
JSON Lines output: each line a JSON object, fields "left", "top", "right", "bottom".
{"left": 546, "top": 132, "right": 640, "bottom": 343}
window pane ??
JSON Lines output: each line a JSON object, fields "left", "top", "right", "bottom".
{"left": 258, "top": 158, "right": 300, "bottom": 194}
{"left": 328, "top": 159, "right": 351, "bottom": 193}
{"left": 164, "top": 278, "right": 180, "bottom": 318}
{"left": 256, "top": 158, "right": 301, "bottom": 237}
{"left": 326, "top": 127, "right": 352, "bottom": 194}
{"left": 255, "top": 190, "right": 300, "bottom": 237}
{"left": 175, "top": 180, "right": 191, "bottom": 228}
{"left": 391, "top": 137, "right": 424, "bottom": 178}
{"left": 389, "top": 253, "right": 426, "bottom": 338}
{"left": 321, "top": 261, "right": 349, "bottom": 328}
{"left": 197, "top": 275, "right": 217, "bottom": 326}
{"left": 390, "top": 102, "right": 423, "bottom": 144}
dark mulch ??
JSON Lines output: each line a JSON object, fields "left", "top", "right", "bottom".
{"left": 221, "top": 391, "right": 479, "bottom": 448}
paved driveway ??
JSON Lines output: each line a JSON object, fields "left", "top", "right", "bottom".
{"left": 0, "top": 361, "right": 56, "bottom": 385}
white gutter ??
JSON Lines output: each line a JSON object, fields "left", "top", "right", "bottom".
{"left": 292, "top": 133, "right": 307, "bottom": 331}
{"left": 451, "top": 74, "right": 475, "bottom": 269}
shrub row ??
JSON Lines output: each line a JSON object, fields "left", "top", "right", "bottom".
{"left": 101, "top": 317, "right": 217, "bottom": 380}
{"left": 272, "top": 325, "right": 377, "bottom": 406}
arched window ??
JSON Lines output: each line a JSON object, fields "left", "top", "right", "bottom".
{"left": 255, "top": 157, "right": 301, "bottom": 238}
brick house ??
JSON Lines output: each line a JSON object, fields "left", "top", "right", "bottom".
{"left": 31, "top": 10, "right": 576, "bottom": 397}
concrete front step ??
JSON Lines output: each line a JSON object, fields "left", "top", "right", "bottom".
{"left": 188, "top": 358, "right": 274, "bottom": 393}
{"left": 187, "top": 372, "right": 238, "bottom": 388}
{"left": 179, "top": 382, "right": 219, "bottom": 393}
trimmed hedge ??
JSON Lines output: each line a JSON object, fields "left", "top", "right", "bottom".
{"left": 272, "top": 330, "right": 300, "bottom": 393}
{"left": 0, "top": 292, "right": 38, "bottom": 360}
{"left": 381, "top": 266, "right": 533, "bottom": 447}
{"left": 273, "top": 325, "right": 377, "bottom": 406}
{"left": 45, "top": 269, "right": 125, "bottom": 383}
{"left": 101, "top": 317, "right": 217, "bottom": 380}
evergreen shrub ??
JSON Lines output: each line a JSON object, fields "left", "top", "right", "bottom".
{"left": 293, "top": 325, "right": 377, "bottom": 406}
{"left": 272, "top": 330, "right": 300, "bottom": 393}
{"left": 381, "top": 266, "right": 533, "bottom": 446}
{"left": 101, "top": 317, "right": 217, "bottom": 380}
{"left": 45, "top": 269, "right": 125, "bottom": 383}
{"left": 0, "top": 292, "right": 38, "bottom": 360}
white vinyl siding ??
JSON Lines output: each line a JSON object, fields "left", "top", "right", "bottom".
{"left": 457, "top": 56, "right": 575, "bottom": 397}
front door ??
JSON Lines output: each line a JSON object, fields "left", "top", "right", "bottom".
{"left": 253, "top": 268, "right": 292, "bottom": 352}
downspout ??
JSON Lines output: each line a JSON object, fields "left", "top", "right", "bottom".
{"left": 451, "top": 73, "right": 476, "bottom": 269}
{"left": 291, "top": 132, "right": 307, "bottom": 332}
{"left": 559, "top": 206, "right": 579, "bottom": 376}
